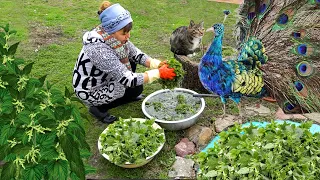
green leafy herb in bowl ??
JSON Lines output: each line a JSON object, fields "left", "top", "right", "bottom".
{"left": 97, "top": 118, "right": 165, "bottom": 168}
{"left": 144, "top": 91, "right": 201, "bottom": 121}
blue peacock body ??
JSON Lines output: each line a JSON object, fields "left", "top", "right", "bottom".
{"left": 198, "top": 23, "right": 266, "bottom": 111}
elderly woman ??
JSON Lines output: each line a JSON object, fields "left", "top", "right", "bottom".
{"left": 72, "top": 1, "right": 176, "bottom": 123}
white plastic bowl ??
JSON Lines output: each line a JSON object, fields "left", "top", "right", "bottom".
{"left": 97, "top": 118, "right": 165, "bottom": 168}
{"left": 142, "top": 88, "right": 206, "bottom": 131}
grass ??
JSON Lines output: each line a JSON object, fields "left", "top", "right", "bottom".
{"left": 2, "top": 0, "right": 281, "bottom": 179}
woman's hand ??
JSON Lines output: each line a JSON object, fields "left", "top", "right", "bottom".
{"left": 158, "top": 60, "right": 167, "bottom": 68}
{"left": 158, "top": 64, "right": 176, "bottom": 80}
{"left": 148, "top": 58, "right": 167, "bottom": 69}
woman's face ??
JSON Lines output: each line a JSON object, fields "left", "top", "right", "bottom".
{"left": 112, "top": 29, "right": 130, "bottom": 44}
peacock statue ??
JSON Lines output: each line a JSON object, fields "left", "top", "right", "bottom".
{"left": 198, "top": 0, "right": 320, "bottom": 118}
{"left": 198, "top": 10, "right": 267, "bottom": 117}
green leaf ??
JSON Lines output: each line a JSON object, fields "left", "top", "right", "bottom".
{"left": 0, "top": 144, "right": 10, "bottom": 160}
{"left": 47, "top": 160, "right": 69, "bottom": 180}
{"left": 46, "top": 81, "right": 53, "bottom": 90}
{"left": 0, "top": 89, "right": 13, "bottom": 115}
{"left": 11, "top": 144, "right": 32, "bottom": 155}
{"left": 84, "top": 164, "right": 96, "bottom": 175}
{"left": 60, "top": 133, "right": 85, "bottom": 180}
{"left": 37, "top": 133, "right": 57, "bottom": 147}
{"left": 66, "top": 122, "right": 90, "bottom": 150}
{"left": 22, "top": 62, "right": 34, "bottom": 75}
{"left": 0, "top": 45, "right": 5, "bottom": 57}
{"left": 23, "top": 164, "right": 45, "bottom": 180}
{"left": 70, "top": 97, "right": 84, "bottom": 104}
{"left": 64, "top": 86, "right": 72, "bottom": 98}
{"left": 0, "top": 162, "right": 16, "bottom": 180}
{"left": 205, "top": 170, "right": 218, "bottom": 177}
{"left": 4, "top": 153, "right": 16, "bottom": 161}
{"left": 42, "top": 108, "right": 56, "bottom": 120}
{"left": 0, "top": 125, "right": 16, "bottom": 145}
{"left": 80, "top": 149, "right": 92, "bottom": 158}
{"left": 25, "top": 79, "right": 38, "bottom": 99}
{"left": 7, "top": 42, "right": 19, "bottom": 56}
{"left": 4, "top": 61, "right": 19, "bottom": 75}
{"left": 38, "top": 75, "right": 47, "bottom": 87}
{"left": 263, "top": 143, "right": 275, "bottom": 149}
{"left": 3, "top": 24, "right": 10, "bottom": 32}
{"left": 0, "top": 64, "right": 9, "bottom": 75}
{"left": 12, "top": 58, "right": 24, "bottom": 65}
{"left": 0, "top": 35, "right": 5, "bottom": 46}
{"left": 237, "top": 167, "right": 250, "bottom": 175}
{"left": 9, "top": 30, "right": 17, "bottom": 35}
{"left": 70, "top": 172, "right": 81, "bottom": 180}
{"left": 16, "top": 110, "right": 32, "bottom": 124}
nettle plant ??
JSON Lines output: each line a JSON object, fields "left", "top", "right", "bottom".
{"left": 0, "top": 24, "right": 93, "bottom": 179}
{"left": 195, "top": 121, "right": 320, "bottom": 179}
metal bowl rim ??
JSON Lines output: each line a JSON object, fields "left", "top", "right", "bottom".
{"left": 142, "top": 88, "right": 206, "bottom": 124}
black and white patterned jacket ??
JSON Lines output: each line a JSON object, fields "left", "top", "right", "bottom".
{"left": 72, "top": 30, "right": 149, "bottom": 106}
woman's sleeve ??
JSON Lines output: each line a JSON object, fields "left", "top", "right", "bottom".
{"left": 84, "top": 43, "right": 145, "bottom": 87}
{"left": 126, "top": 41, "right": 149, "bottom": 66}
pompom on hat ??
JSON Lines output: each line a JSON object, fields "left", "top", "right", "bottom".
{"left": 99, "top": 3, "right": 133, "bottom": 34}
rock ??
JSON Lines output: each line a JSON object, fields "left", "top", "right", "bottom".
{"left": 168, "top": 171, "right": 177, "bottom": 178}
{"left": 245, "top": 105, "right": 271, "bottom": 116}
{"left": 198, "top": 127, "right": 213, "bottom": 146}
{"left": 170, "top": 156, "right": 195, "bottom": 179}
{"left": 304, "top": 113, "right": 320, "bottom": 122}
{"left": 186, "top": 125, "right": 202, "bottom": 143}
{"left": 175, "top": 138, "right": 196, "bottom": 157}
{"left": 215, "top": 115, "right": 237, "bottom": 132}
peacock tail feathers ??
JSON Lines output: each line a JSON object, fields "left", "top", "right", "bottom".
{"left": 235, "top": 0, "right": 320, "bottom": 113}
{"left": 238, "top": 37, "right": 268, "bottom": 69}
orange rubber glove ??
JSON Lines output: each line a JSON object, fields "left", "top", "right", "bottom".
{"left": 159, "top": 64, "right": 176, "bottom": 80}
{"left": 158, "top": 60, "right": 167, "bottom": 68}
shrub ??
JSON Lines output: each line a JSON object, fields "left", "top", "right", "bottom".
{"left": 0, "top": 24, "right": 94, "bottom": 180}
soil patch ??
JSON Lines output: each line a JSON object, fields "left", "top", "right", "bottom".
{"left": 28, "top": 22, "right": 64, "bottom": 48}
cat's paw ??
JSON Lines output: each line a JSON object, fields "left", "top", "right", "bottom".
{"left": 187, "top": 53, "right": 197, "bottom": 58}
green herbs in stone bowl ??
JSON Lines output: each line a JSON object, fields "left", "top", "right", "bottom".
{"left": 159, "top": 57, "right": 185, "bottom": 89}
{"left": 195, "top": 121, "right": 320, "bottom": 179}
{"left": 98, "top": 118, "right": 165, "bottom": 168}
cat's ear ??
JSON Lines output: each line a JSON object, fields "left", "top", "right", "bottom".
{"left": 200, "top": 21, "right": 204, "bottom": 27}
{"left": 189, "top": 20, "right": 195, "bottom": 28}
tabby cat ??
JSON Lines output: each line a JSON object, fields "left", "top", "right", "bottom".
{"left": 170, "top": 20, "right": 204, "bottom": 56}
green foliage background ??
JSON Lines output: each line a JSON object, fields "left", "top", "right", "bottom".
{"left": 0, "top": 24, "right": 93, "bottom": 180}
